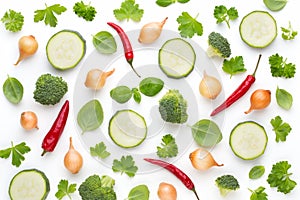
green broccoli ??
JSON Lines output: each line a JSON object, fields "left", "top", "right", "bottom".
{"left": 159, "top": 89, "right": 188, "bottom": 124}
{"left": 78, "top": 174, "right": 116, "bottom": 200}
{"left": 33, "top": 73, "right": 68, "bottom": 105}
{"left": 207, "top": 32, "right": 231, "bottom": 58}
{"left": 215, "top": 174, "right": 240, "bottom": 196}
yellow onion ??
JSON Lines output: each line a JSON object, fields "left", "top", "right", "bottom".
{"left": 138, "top": 17, "right": 168, "bottom": 44}
{"left": 158, "top": 182, "right": 177, "bottom": 200}
{"left": 20, "top": 111, "right": 38, "bottom": 130}
{"left": 189, "top": 148, "right": 223, "bottom": 170}
{"left": 84, "top": 68, "right": 115, "bottom": 90}
{"left": 15, "top": 35, "right": 38, "bottom": 65}
{"left": 245, "top": 89, "right": 271, "bottom": 114}
{"left": 199, "top": 71, "right": 222, "bottom": 99}
{"left": 64, "top": 137, "right": 83, "bottom": 174}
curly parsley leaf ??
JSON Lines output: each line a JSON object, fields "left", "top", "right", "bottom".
{"left": 90, "top": 141, "right": 111, "bottom": 159}
{"left": 34, "top": 4, "right": 67, "bottom": 27}
{"left": 0, "top": 141, "right": 30, "bottom": 167}
{"left": 73, "top": 1, "right": 97, "bottom": 21}
{"left": 55, "top": 179, "right": 77, "bottom": 200}
{"left": 270, "top": 116, "right": 292, "bottom": 142}
{"left": 176, "top": 12, "right": 203, "bottom": 38}
{"left": 157, "top": 134, "right": 178, "bottom": 158}
{"left": 269, "top": 53, "right": 296, "bottom": 78}
{"left": 112, "top": 155, "right": 138, "bottom": 177}
{"left": 113, "top": 0, "right": 144, "bottom": 22}
{"left": 249, "top": 186, "right": 268, "bottom": 200}
{"left": 214, "top": 5, "right": 238, "bottom": 28}
{"left": 267, "top": 161, "right": 297, "bottom": 194}
{"left": 156, "top": 0, "right": 190, "bottom": 7}
{"left": 222, "top": 56, "right": 246, "bottom": 78}
{"left": 281, "top": 21, "right": 298, "bottom": 40}
{"left": 1, "top": 9, "right": 24, "bottom": 32}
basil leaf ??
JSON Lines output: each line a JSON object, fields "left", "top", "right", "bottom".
{"left": 139, "top": 77, "right": 164, "bottom": 97}
{"left": 3, "top": 76, "right": 23, "bottom": 104}
{"left": 92, "top": 31, "right": 117, "bottom": 54}
{"left": 127, "top": 184, "right": 149, "bottom": 200}
{"left": 249, "top": 165, "right": 265, "bottom": 179}
{"left": 77, "top": 99, "right": 104, "bottom": 134}
{"left": 156, "top": 0, "right": 174, "bottom": 7}
{"left": 263, "top": 0, "right": 287, "bottom": 11}
{"left": 110, "top": 86, "right": 132, "bottom": 103}
{"left": 132, "top": 88, "right": 141, "bottom": 104}
{"left": 191, "top": 119, "right": 222, "bottom": 147}
{"left": 276, "top": 87, "right": 293, "bottom": 110}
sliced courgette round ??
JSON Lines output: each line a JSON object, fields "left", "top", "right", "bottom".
{"left": 230, "top": 121, "right": 268, "bottom": 160}
{"left": 9, "top": 169, "right": 50, "bottom": 200}
{"left": 239, "top": 11, "right": 277, "bottom": 48}
{"left": 46, "top": 29, "right": 86, "bottom": 70}
{"left": 158, "top": 38, "right": 195, "bottom": 78}
{"left": 109, "top": 109, "right": 147, "bottom": 148}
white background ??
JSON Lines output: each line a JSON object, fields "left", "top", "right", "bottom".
{"left": 1, "top": 0, "right": 300, "bottom": 199}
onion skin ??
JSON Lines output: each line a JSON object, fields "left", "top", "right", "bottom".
{"left": 84, "top": 68, "right": 115, "bottom": 90}
{"left": 189, "top": 148, "right": 223, "bottom": 171}
{"left": 199, "top": 71, "right": 222, "bottom": 99}
{"left": 245, "top": 89, "right": 271, "bottom": 114}
{"left": 158, "top": 182, "right": 177, "bottom": 200}
{"left": 64, "top": 137, "right": 83, "bottom": 174}
{"left": 20, "top": 111, "right": 38, "bottom": 130}
{"left": 14, "top": 35, "right": 38, "bottom": 66}
{"left": 138, "top": 17, "right": 168, "bottom": 44}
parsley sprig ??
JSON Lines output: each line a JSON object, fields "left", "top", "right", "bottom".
{"left": 176, "top": 12, "right": 203, "bottom": 38}
{"left": 112, "top": 155, "right": 138, "bottom": 177}
{"left": 73, "top": 1, "right": 97, "bottom": 21}
{"left": 1, "top": 9, "right": 24, "bottom": 32}
{"left": 55, "top": 180, "right": 77, "bottom": 200}
{"left": 34, "top": 4, "right": 67, "bottom": 27}
{"left": 270, "top": 116, "right": 292, "bottom": 142}
{"left": 157, "top": 134, "right": 178, "bottom": 158}
{"left": 269, "top": 53, "right": 296, "bottom": 78}
{"left": 113, "top": 0, "right": 144, "bottom": 22}
{"left": 222, "top": 56, "right": 246, "bottom": 78}
{"left": 213, "top": 5, "right": 238, "bottom": 28}
{"left": 0, "top": 141, "right": 31, "bottom": 167}
{"left": 249, "top": 186, "right": 268, "bottom": 200}
{"left": 281, "top": 21, "right": 298, "bottom": 40}
{"left": 90, "top": 141, "right": 111, "bottom": 159}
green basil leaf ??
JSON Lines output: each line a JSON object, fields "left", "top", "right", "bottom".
{"left": 92, "top": 31, "right": 117, "bottom": 54}
{"left": 110, "top": 86, "right": 132, "bottom": 103}
{"left": 178, "top": 0, "right": 190, "bottom": 3}
{"left": 139, "top": 77, "right": 164, "bottom": 97}
{"left": 132, "top": 88, "right": 141, "bottom": 104}
{"left": 77, "top": 99, "right": 104, "bottom": 134}
{"left": 3, "top": 76, "right": 23, "bottom": 104}
{"left": 263, "top": 0, "right": 287, "bottom": 11}
{"left": 127, "top": 184, "right": 149, "bottom": 200}
{"left": 191, "top": 119, "right": 222, "bottom": 147}
{"left": 249, "top": 165, "right": 265, "bottom": 179}
{"left": 276, "top": 87, "right": 293, "bottom": 110}
{"left": 155, "top": 0, "right": 174, "bottom": 7}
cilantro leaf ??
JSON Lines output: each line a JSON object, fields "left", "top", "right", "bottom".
{"left": 73, "top": 1, "right": 97, "bottom": 21}
{"left": 281, "top": 21, "right": 298, "bottom": 40}
{"left": 222, "top": 56, "right": 246, "bottom": 78}
{"left": 90, "top": 141, "right": 111, "bottom": 159}
{"left": 249, "top": 186, "right": 268, "bottom": 200}
{"left": 1, "top": 9, "right": 24, "bottom": 32}
{"left": 55, "top": 179, "right": 77, "bottom": 200}
{"left": 157, "top": 134, "right": 178, "bottom": 158}
{"left": 113, "top": 0, "right": 144, "bottom": 22}
{"left": 112, "top": 155, "right": 138, "bottom": 177}
{"left": 156, "top": 0, "right": 190, "bottom": 7}
{"left": 0, "top": 141, "right": 30, "bottom": 167}
{"left": 270, "top": 116, "right": 292, "bottom": 142}
{"left": 269, "top": 53, "right": 296, "bottom": 78}
{"left": 34, "top": 4, "right": 67, "bottom": 27}
{"left": 267, "top": 161, "right": 297, "bottom": 194}
{"left": 214, "top": 5, "right": 238, "bottom": 28}
{"left": 176, "top": 12, "right": 203, "bottom": 38}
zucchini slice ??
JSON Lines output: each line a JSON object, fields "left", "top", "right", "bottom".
{"left": 9, "top": 169, "right": 50, "bottom": 200}
{"left": 230, "top": 121, "right": 268, "bottom": 160}
{"left": 46, "top": 30, "right": 86, "bottom": 70}
{"left": 158, "top": 38, "right": 195, "bottom": 78}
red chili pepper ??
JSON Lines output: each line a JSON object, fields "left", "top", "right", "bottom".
{"left": 107, "top": 22, "right": 141, "bottom": 78}
{"left": 144, "top": 158, "right": 200, "bottom": 200}
{"left": 210, "top": 54, "right": 262, "bottom": 116}
{"left": 41, "top": 100, "right": 69, "bottom": 156}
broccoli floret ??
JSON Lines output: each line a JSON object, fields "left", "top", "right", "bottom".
{"left": 33, "top": 73, "right": 68, "bottom": 105}
{"left": 207, "top": 32, "right": 231, "bottom": 58}
{"left": 78, "top": 174, "right": 116, "bottom": 200}
{"left": 215, "top": 174, "right": 240, "bottom": 196}
{"left": 159, "top": 89, "right": 188, "bottom": 124}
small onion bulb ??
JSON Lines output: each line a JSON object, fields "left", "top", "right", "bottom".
{"left": 189, "top": 148, "right": 223, "bottom": 170}
{"left": 64, "top": 137, "right": 83, "bottom": 174}
{"left": 157, "top": 182, "right": 177, "bottom": 200}
{"left": 199, "top": 71, "right": 222, "bottom": 99}
{"left": 20, "top": 111, "right": 38, "bottom": 130}
{"left": 84, "top": 68, "right": 115, "bottom": 90}
{"left": 245, "top": 89, "right": 271, "bottom": 114}
{"left": 138, "top": 17, "right": 168, "bottom": 44}
{"left": 15, "top": 35, "right": 38, "bottom": 65}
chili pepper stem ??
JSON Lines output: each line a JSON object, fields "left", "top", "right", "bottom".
{"left": 252, "top": 54, "right": 262, "bottom": 76}
{"left": 127, "top": 59, "right": 141, "bottom": 78}
{"left": 192, "top": 188, "right": 201, "bottom": 200}
{"left": 41, "top": 150, "right": 47, "bottom": 156}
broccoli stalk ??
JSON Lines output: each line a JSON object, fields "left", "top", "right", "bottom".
{"left": 207, "top": 32, "right": 231, "bottom": 58}
{"left": 215, "top": 174, "right": 240, "bottom": 196}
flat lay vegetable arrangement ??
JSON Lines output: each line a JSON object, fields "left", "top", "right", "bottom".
{"left": 0, "top": 0, "right": 299, "bottom": 199}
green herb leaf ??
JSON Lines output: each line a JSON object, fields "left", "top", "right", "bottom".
{"left": 139, "top": 77, "right": 164, "bottom": 97}
{"left": 249, "top": 186, "right": 268, "bottom": 200}
{"left": 269, "top": 53, "right": 296, "bottom": 78}
{"left": 132, "top": 88, "right": 141, "bottom": 104}
{"left": 90, "top": 142, "right": 111, "bottom": 159}
{"left": 112, "top": 155, "right": 138, "bottom": 177}
{"left": 73, "top": 1, "right": 97, "bottom": 21}
{"left": 55, "top": 179, "right": 77, "bottom": 200}
{"left": 113, "top": 0, "right": 144, "bottom": 22}
{"left": 127, "top": 184, "right": 150, "bottom": 200}
{"left": 3, "top": 76, "right": 23, "bottom": 104}
{"left": 0, "top": 141, "right": 30, "bottom": 167}
{"left": 1, "top": 9, "right": 24, "bottom": 32}
{"left": 34, "top": 4, "right": 67, "bottom": 27}
{"left": 213, "top": 5, "right": 238, "bottom": 28}
{"left": 92, "top": 31, "right": 117, "bottom": 54}
{"left": 157, "top": 134, "right": 178, "bottom": 158}
{"left": 281, "top": 21, "right": 298, "bottom": 40}
{"left": 176, "top": 12, "right": 203, "bottom": 38}
{"left": 222, "top": 56, "right": 246, "bottom": 78}
{"left": 276, "top": 87, "right": 293, "bottom": 110}
{"left": 156, "top": 0, "right": 190, "bottom": 7}
{"left": 267, "top": 161, "right": 297, "bottom": 194}
{"left": 270, "top": 115, "right": 292, "bottom": 142}
{"left": 249, "top": 165, "right": 265, "bottom": 179}
{"left": 263, "top": 0, "right": 288, "bottom": 11}
{"left": 110, "top": 86, "right": 133, "bottom": 103}
{"left": 77, "top": 99, "right": 104, "bottom": 134}
{"left": 191, "top": 119, "right": 222, "bottom": 147}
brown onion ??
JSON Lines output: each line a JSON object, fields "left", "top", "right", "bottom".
{"left": 14, "top": 35, "right": 38, "bottom": 65}
{"left": 245, "top": 89, "right": 271, "bottom": 114}
{"left": 138, "top": 17, "right": 168, "bottom": 44}
{"left": 84, "top": 68, "right": 115, "bottom": 90}
{"left": 158, "top": 182, "right": 177, "bottom": 200}
{"left": 199, "top": 71, "right": 222, "bottom": 99}
{"left": 189, "top": 148, "right": 223, "bottom": 170}
{"left": 64, "top": 137, "right": 83, "bottom": 174}
{"left": 20, "top": 111, "right": 38, "bottom": 130}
